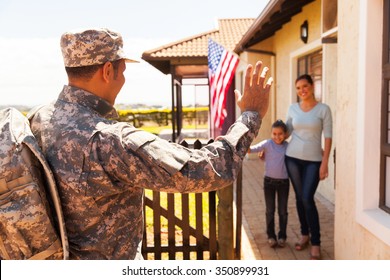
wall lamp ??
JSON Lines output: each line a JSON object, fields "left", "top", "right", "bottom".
{"left": 300, "top": 20, "right": 308, "bottom": 44}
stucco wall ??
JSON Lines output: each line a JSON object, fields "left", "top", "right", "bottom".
{"left": 335, "top": 0, "right": 390, "bottom": 259}
{"left": 335, "top": 0, "right": 359, "bottom": 259}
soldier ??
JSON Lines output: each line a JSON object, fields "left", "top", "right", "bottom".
{"left": 29, "top": 28, "right": 273, "bottom": 259}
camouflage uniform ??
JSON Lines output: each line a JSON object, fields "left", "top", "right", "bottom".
{"left": 29, "top": 27, "right": 264, "bottom": 259}
{"left": 29, "top": 85, "right": 261, "bottom": 259}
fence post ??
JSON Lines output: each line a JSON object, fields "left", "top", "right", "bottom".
{"left": 217, "top": 184, "right": 234, "bottom": 260}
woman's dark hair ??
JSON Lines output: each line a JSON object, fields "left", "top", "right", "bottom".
{"left": 295, "top": 74, "right": 313, "bottom": 85}
{"left": 272, "top": 119, "right": 287, "bottom": 133}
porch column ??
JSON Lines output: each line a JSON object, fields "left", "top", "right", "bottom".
{"left": 217, "top": 184, "right": 234, "bottom": 259}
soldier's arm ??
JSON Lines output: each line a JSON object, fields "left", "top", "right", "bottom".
{"left": 93, "top": 62, "right": 272, "bottom": 193}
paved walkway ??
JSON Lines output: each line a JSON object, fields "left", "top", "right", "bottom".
{"left": 239, "top": 157, "right": 335, "bottom": 260}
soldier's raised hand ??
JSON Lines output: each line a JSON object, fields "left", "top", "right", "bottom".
{"left": 235, "top": 61, "right": 273, "bottom": 119}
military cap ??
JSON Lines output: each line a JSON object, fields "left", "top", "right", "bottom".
{"left": 60, "top": 28, "right": 138, "bottom": 67}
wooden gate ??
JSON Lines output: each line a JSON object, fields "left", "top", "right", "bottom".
{"left": 141, "top": 139, "right": 217, "bottom": 260}
{"left": 141, "top": 139, "right": 243, "bottom": 260}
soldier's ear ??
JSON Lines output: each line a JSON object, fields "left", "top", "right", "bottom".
{"left": 101, "top": 61, "right": 113, "bottom": 83}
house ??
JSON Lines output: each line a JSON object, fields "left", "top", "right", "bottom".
{"left": 236, "top": 0, "right": 390, "bottom": 259}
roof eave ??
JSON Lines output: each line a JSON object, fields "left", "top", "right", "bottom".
{"left": 234, "top": 0, "right": 315, "bottom": 53}
{"left": 234, "top": 0, "right": 282, "bottom": 53}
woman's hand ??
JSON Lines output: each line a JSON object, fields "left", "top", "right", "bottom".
{"left": 319, "top": 161, "right": 329, "bottom": 180}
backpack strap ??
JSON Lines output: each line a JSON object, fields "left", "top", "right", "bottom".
{"left": 26, "top": 106, "right": 70, "bottom": 260}
{"left": 23, "top": 138, "right": 70, "bottom": 260}
{"left": 28, "top": 239, "right": 62, "bottom": 260}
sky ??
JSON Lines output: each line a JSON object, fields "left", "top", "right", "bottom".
{"left": 0, "top": 0, "right": 269, "bottom": 108}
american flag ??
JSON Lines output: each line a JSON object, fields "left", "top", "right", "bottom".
{"left": 208, "top": 38, "right": 239, "bottom": 130}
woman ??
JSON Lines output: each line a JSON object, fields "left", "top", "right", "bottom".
{"left": 285, "top": 74, "right": 332, "bottom": 260}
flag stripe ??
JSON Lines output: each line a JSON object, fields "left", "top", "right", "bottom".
{"left": 208, "top": 38, "right": 239, "bottom": 129}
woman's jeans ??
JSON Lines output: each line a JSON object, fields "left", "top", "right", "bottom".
{"left": 263, "top": 176, "right": 290, "bottom": 240}
{"left": 285, "top": 155, "right": 321, "bottom": 246}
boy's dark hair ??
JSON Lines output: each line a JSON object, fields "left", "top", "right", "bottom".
{"left": 272, "top": 119, "right": 287, "bottom": 133}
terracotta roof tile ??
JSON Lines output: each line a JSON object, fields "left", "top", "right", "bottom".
{"left": 142, "top": 18, "right": 254, "bottom": 59}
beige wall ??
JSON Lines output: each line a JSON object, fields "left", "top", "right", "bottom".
{"left": 335, "top": 0, "right": 390, "bottom": 259}
{"left": 335, "top": 0, "right": 359, "bottom": 259}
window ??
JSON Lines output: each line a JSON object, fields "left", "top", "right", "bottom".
{"left": 381, "top": 0, "right": 390, "bottom": 213}
{"left": 297, "top": 50, "right": 323, "bottom": 101}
